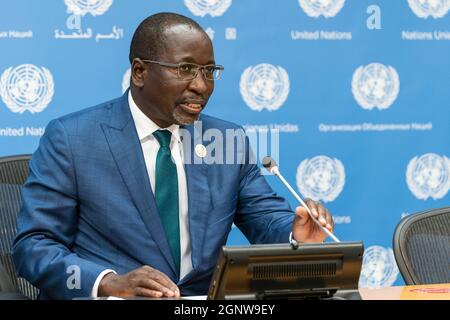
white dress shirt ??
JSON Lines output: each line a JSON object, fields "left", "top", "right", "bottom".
{"left": 91, "top": 91, "right": 192, "bottom": 297}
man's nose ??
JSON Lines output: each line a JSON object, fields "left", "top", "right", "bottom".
{"left": 187, "top": 70, "right": 211, "bottom": 94}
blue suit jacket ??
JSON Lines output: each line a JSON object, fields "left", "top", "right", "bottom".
{"left": 12, "top": 92, "right": 294, "bottom": 299}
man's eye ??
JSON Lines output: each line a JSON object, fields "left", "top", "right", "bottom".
{"left": 179, "top": 64, "right": 193, "bottom": 72}
{"left": 204, "top": 66, "right": 215, "bottom": 74}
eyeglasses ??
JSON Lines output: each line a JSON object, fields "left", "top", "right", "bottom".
{"left": 140, "top": 59, "right": 224, "bottom": 81}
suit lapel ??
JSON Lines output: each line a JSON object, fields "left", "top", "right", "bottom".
{"left": 181, "top": 121, "right": 213, "bottom": 271}
{"left": 101, "top": 93, "right": 177, "bottom": 276}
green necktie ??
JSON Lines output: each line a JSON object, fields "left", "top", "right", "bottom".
{"left": 153, "top": 130, "right": 180, "bottom": 276}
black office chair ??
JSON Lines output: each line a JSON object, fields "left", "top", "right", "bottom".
{"left": 0, "top": 261, "right": 28, "bottom": 299}
{"left": 0, "top": 154, "right": 38, "bottom": 299}
{"left": 393, "top": 207, "right": 450, "bottom": 285}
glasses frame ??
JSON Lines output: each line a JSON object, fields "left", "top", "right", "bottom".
{"left": 140, "top": 59, "right": 224, "bottom": 81}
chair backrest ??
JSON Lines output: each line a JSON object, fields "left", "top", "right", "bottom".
{"left": 0, "top": 154, "right": 39, "bottom": 299}
{"left": 393, "top": 207, "right": 450, "bottom": 285}
{"left": 0, "top": 260, "right": 16, "bottom": 292}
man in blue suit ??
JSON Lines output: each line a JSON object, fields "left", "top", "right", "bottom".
{"left": 12, "top": 13, "right": 335, "bottom": 299}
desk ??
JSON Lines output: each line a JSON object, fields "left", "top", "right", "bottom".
{"left": 99, "top": 284, "right": 449, "bottom": 300}
{"left": 359, "top": 283, "right": 450, "bottom": 300}
{"left": 87, "top": 284, "right": 450, "bottom": 301}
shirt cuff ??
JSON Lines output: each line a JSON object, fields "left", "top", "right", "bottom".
{"left": 91, "top": 269, "right": 116, "bottom": 298}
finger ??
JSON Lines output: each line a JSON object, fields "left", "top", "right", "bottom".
{"left": 134, "top": 286, "right": 164, "bottom": 298}
{"left": 152, "top": 270, "right": 180, "bottom": 295}
{"left": 138, "top": 278, "right": 176, "bottom": 297}
{"left": 325, "top": 210, "right": 334, "bottom": 231}
{"left": 142, "top": 267, "right": 179, "bottom": 295}
{"left": 295, "top": 206, "right": 310, "bottom": 225}
{"left": 317, "top": 203, "right": 328, "bottom": 226}
{"left": 305, "top": 198, "right": 319, "bottom": 218}
{"left": 142, "top": 266, "right": 179, "bottom": 291}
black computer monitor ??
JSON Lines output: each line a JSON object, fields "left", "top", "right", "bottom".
{"left": 207, "top": 241, "right": 364, "bottom": 300}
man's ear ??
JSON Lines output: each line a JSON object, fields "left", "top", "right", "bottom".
{"left": 131, "top": 58, "right": 146, "bottom": 88}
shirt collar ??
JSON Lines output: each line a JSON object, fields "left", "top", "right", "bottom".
{"left": 128, "top": 90, "right": 181, "bottom": 143}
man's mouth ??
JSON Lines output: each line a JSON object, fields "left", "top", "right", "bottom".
{"left": 178, "top": 102, "right": 203, "bottom": 115}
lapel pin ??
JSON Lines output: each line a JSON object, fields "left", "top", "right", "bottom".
{"left": 195, "top": 144, "right": 207, "bottom": 158}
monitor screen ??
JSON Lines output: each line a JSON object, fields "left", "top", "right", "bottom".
{"left": 207, "top": 241, "right": 364, "bottom": 300}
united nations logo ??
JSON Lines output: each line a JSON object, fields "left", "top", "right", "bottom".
{"left": 296, "top": 156, "right": 345, "bottom": 202}
{"left": 352, "top": 63, "right": 400, "bottom": 111}
{"left": 65, "top": 0, "right": 113, "bottom": 16}
{"left": 406, "top": 153, "right": 450, "bottom": 200}
{"left": 298, "top": 0, "right": 346, "bottom": 18}
{"left": 240, "top": 63, "right": 290, "bottom": 112}
{"left": 359, "top": 246, "right": 399, "bottom": 288}
{"left": 0, "top": 64, "right": 54, "bottom": 114}
{"left": 122, "top": 68, "right": 131, "bottom": 94}
{"left": 184, "top": 0, "right": 232, "bottom": 17}
{"left": 408, "top": 0, "right": 450, "bottom": 19}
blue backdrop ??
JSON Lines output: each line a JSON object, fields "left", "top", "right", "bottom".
{"left": 1, "top": 0, "right": 449, "bottom": 288}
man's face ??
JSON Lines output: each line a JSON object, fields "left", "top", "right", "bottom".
{"left": 132, "top": 24, "right": 215, "bottom": 128}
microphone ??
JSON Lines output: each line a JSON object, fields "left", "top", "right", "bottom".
{"left": 262, "top": 156, "right": 340, "bottom": 243}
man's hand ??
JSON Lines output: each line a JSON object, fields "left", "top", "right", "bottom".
{"left": 292, "top": 199, "right": 335, "bottom": 243}
{"left": 98, "top": 265, "right": 180, "bottom": 298}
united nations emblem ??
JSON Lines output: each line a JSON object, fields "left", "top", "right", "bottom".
{"left": 408, "top": 0, "right": 450, "bottom": 19}
{"left": 359, "top": 246, "right": 399, "bottom": 289}
{"left": 121, "top": 68, "right": 131, "bottom": 94}
{"left": 296, "top": 156, "right": 345, "bottom": 202}
{"left": 184, "top": 0, "right": 232, "bottom": 17}
{"left": 65, "top": 0, "right": 113, "bottom": 17}
{"left": 406, "top": 153, "right": 450, "bottom": 200}
{"left": 352, "top": 63, "right": 400, "bottom": 111}
{"left": 240, "top": 63, "right": 290, "bottom": 112}
{"left": 0, "top": 64, "right": 54, "bottom": 114}
{"left": 298, "top": 0, "right": 346, "bottom": 18}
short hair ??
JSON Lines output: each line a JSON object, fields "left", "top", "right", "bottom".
{"left": 129, "top": 12, "right": 206, "bottom": 63}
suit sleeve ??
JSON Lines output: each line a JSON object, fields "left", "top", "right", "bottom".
{"left": 233, "top": 129, "right": 294, "bottom": 244}
{"left": 12, "top": 119, "right": 110, "bottom": 299}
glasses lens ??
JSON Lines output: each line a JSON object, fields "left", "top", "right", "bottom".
{"left": 212, "top": 67, "right": 222, "bottom": 80}
{"left": 177, "top": 63, "right": 223, "bottom": 80}
{"left": 178, "top": 63, "right": 197, "bottom": 80}
{"left": 203, "top": 66, "right": 222, "bottom": 80}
